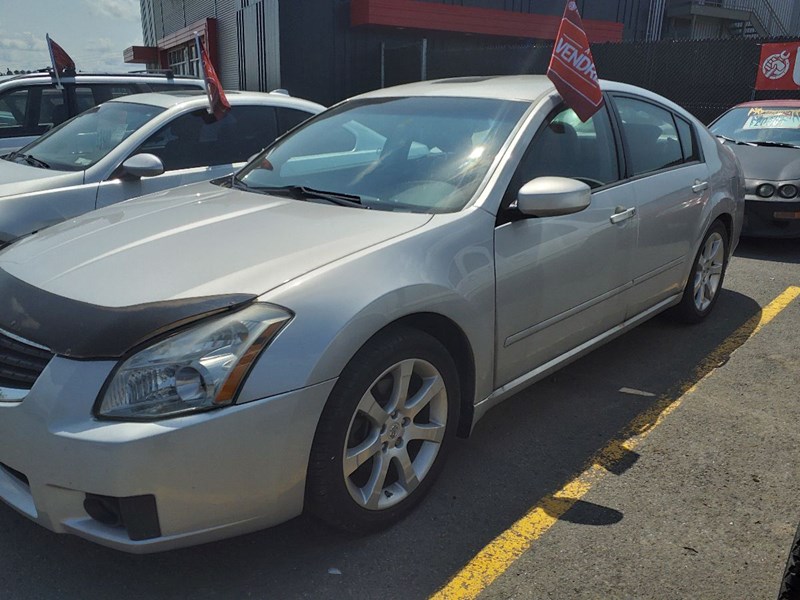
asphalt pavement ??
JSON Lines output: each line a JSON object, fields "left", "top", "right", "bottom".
{"left": 0, "top": 237, "right": 797, "bottom": 600}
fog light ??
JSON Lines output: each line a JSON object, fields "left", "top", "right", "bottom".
{"left": 757, "top": 184, "right": 775, "bottom": 197}
{"left": 778, "top": 184, "right": 798, "bottom": 198}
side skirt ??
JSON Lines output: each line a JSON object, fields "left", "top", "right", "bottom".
{"left": 471, "top": 293, "right": 682, "bottom": 431}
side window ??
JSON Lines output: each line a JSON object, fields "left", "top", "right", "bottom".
{"left": 90, "top": 84, "right": 137, "bottom": 105}
{"left": 675, "top": 116, "right": 700, "bottom": 163}
{"left": 276, "top": 107, "right": 314, "bottom": 136}
{"left": 0, "top": 89, "right": 30, "bottom": 130}
{"left": 504, "top": 104, "right": 619, "bottom": 206}
{"left": 614, "top": 97, "right": 683, "bottom": 176}
{"left": 212, "top": 105, "right": 279, "bottom": 164}
{"left": 136, "top": 106, "right": 281, "bottom": 171}
{"left": 38, "top": 88, "right": 68, "bottom": 128}
{"left": 75, "top": 86, "right": 96, "bottom": 113}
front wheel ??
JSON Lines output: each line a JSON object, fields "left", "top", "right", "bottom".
{"left": 675, "top": 221, "right": 728, "bottom": 323}
{"left": 305, "top": 327, "right": 460, "bottom": 533}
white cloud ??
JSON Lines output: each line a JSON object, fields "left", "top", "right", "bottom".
{"left": 0, "top": 31, "right": 49, "bottom": 71}
{"left": 83, "top": 0, "right": 140, "bottom": 21}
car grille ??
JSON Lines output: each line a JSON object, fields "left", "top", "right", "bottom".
{"left": 0, "top": 329, "right": 54, "bottom": 396}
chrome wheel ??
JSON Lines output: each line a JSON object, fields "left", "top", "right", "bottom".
{"left": 343, "top": 358, "right": 448, "bottom": 511}
{"left": 692, "top": 231, "right": 725, "bottom": 312}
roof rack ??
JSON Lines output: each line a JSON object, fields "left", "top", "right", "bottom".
{"left": 126, "top": 69, "right": 176, "bottom": 78}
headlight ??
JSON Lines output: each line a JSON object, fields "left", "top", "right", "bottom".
{"left": 756, "top": 184, "right": 775, "bottom": 198}
{"left": 96, "top": 303, "right": 291, "bottom": 420}
{"left": 779, "top": 184, "right": 798, "bottom": 199}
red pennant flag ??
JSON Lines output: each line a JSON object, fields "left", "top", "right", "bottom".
{"left": 196, "top": 35, "right": 231, "bottom": 121}
{"left": 547, "top": 1, "right": 604, "bottom": 122}
{"left": 46, "top": 34, "right": 75, "bottom": 74}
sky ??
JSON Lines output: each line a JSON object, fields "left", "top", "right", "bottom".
{"left": 0, "top": 0, "right": 143, "bottom": 73}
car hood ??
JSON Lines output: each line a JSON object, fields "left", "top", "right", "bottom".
{"left": 0, "top": 156, "right": 78, "bottom": 195}
{"left": 725, "top": 144, "right": 800, "bottom": 181}
{"left": 0, "top": 181, "right": 432, "bottom": 307}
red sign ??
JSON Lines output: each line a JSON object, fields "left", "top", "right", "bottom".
{"left": 46, "top": 34, "right": 75, "bottom": 74}
{"left": 756, "top": 42, "right": 800, "bottom": 91}
{"left": 196, "top": 35, "right": 231, "bottom": 121}
{"left": 547, "top": 1, "right": 604, "bottom": 122}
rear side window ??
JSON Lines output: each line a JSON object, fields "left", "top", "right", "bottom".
{"left": 675, "top": 116, "right": 700, "bottom": 163}
{"left": 614, "top": 97, "right": 683, "bottom": 176}
{"left": 136, "top": 105, "right": 280, "bottom": 170}
{"left": 37, "top": 88, "right": 68, "bottom": 128}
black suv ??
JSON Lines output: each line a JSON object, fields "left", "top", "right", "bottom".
{"left": 0, "top": 70, "right": 205, "bottom": 152}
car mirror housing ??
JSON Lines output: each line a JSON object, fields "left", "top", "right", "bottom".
{"left": 517, "top": 176, "right": 591, "bottom": 217}
{"left": 120, "top": 153, "right": 165, "bottom": 179}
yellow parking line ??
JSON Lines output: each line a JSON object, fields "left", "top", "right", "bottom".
{"left": 431, "top": 286, "right": 800, "bottom": 600}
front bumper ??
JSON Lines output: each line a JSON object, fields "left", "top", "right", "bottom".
{"left": 0, "top": 356, "right": 334, "bottom": 553}
{"left": 743, "top": 195, "right": 800, "bottom": 238}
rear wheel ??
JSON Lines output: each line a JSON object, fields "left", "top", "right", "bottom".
{"left": 676, "top": 221, "right": 728, "bottom": 323}
{"left": 305, "top": 327, "right": 460, "bottom": 532}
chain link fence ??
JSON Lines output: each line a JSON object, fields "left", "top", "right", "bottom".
{"left": 409, "top": 36, "right": 800, "bottom": 124}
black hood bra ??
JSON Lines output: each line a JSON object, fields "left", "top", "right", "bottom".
{"left": 0, "top": 268, "right": 256, "bottom": 360}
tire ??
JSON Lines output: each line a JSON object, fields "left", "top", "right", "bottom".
{"left": 778, "top": 522, "right": 800, "bottom": 600}
{"left": 675, "top": 220, "right": 729, "bottom": 324}
{"left": 305, "top": 327, "right": 460, "bottom": 533}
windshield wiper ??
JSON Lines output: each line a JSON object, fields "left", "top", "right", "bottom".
{"left": 254, "top": 185, "right": 367, "bottom": 209}
{"left": 715, "top": 134, "right": 755, "bottom": 146}
{"left": 748, "top": 140, "right": 800, "bottom": 149}
{"left": 7, "top": 152, "right": 51, "bottom": 169}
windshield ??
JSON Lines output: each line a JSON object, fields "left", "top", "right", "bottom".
{"left": 11, "top": 101, "right": 164, "bottom": 171}
{"left": 710, "top": 106, "right": 800, "bottom": 147}
{"left": 237, "top": 96, "right": 528, "bottom": 213}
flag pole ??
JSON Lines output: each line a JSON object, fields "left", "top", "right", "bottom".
{"left": 46, "top": 33, "right": 63, "bottom": 90}
{"left": 194, "top": 32, "right": 210, "bottom": 116}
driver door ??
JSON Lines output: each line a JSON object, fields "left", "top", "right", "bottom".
{"left": 95, "top": 106, "right": 279, "bottom": 209}
{"left": 494, "top": 104, "right": 637, "bottom": 387}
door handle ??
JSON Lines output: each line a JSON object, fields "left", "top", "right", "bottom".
{"left": 692, "top": 180, "right": 709, "bottom": 193}
{"left": 610, "top": 206, "right": 636, "bottom": 224}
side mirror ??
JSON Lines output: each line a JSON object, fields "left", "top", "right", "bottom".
{"left": 517, "top": 176, "right": 591, "bottom": 217}
{"left": 119, "top": 153, "right": 165, "bottom": 179}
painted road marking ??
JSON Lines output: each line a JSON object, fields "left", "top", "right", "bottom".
{"left": 431, "top": 286, "right": 800, "bottom": 600}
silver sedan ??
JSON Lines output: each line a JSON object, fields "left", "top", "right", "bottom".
{"left": 0, "top": 75, "right": 743, "bottom": 552}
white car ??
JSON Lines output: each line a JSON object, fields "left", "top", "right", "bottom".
{"left": 0, "top": 90, "right": 324, "bottom": 248}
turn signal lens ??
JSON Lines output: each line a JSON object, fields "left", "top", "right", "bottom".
{"left": 756, "top": 184, "right": 775, "bottom": 198}
{"left": 778, "top": 184, "right": 798, "bottom": 199}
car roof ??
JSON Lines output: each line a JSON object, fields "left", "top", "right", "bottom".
{"left": 107, "top": 90, "right": 325, "bottom": 112}
{"left": 0, "top": 70, "right": 202, "bottom": 83}
{"left": 730, "top": 99, "right": 800, "bottom": 109}
{"left": 354, "top": 74, "right": 668, "bottom": 104}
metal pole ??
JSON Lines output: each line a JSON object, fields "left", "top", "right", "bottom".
{"left": 421, "top": 38, "right": 428, "bottom": 81}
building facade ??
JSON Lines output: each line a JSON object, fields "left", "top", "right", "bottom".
{"left": 127, "top": 0, "right": 799, "bottom": 107}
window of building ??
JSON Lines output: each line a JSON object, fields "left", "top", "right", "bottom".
{"left": 167, "top": 43, "right": 200, "bottom": 77}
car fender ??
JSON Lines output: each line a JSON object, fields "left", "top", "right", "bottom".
{"left": 0, "top": 178, "right": 97, "bottom": 245}
{"left": 237, "top": 208, "right": 497, "bottom": 407}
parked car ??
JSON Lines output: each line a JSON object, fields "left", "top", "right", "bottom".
{"left": 0, "top": 71, "right": 207, "bottom": 153}
{"left": 709, "top": 100, "right": 800, "bottom": 237}
{"left": 0, "top": 75, "right": 743, "bottom": 552}
{"left": 0, "top": 90, "right": 324, "bottom": 248}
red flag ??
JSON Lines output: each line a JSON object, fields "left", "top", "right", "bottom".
{"left": 547, "top": 1, "right": 604, "bottom": 122}
{"left": 196, "top": 35, "right": 230, "bottom": 121}
{"left": 46, "top": 34, "right": 75, "bottom": 74}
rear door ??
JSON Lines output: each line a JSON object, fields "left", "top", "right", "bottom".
{"left": 609, "top": 95, "right": 709, "bottom": 317}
